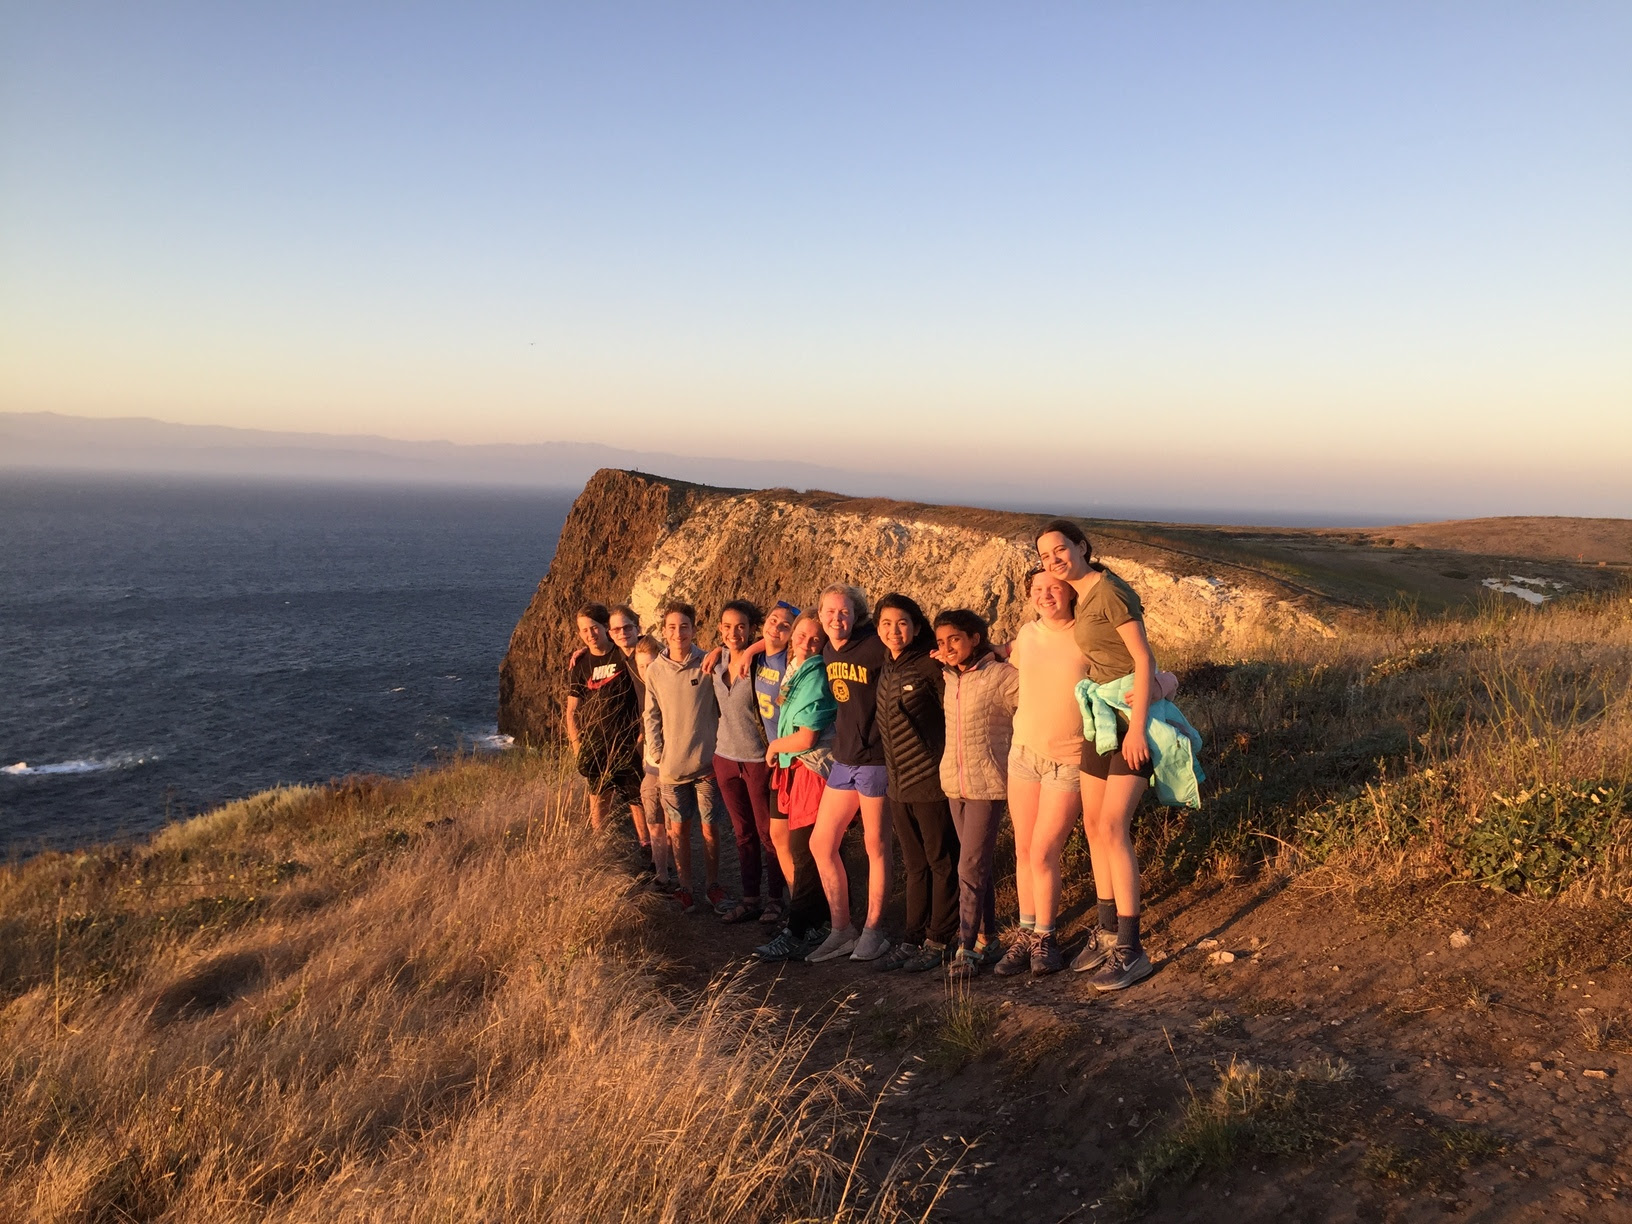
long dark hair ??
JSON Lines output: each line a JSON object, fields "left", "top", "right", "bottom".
{"left": 874, "top": 592, "right": 933, "bottom": 648}
{"left": 1038, "top": 517, "right": 1092, "bottom": 561}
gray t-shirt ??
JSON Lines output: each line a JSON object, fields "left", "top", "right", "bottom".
{"left": 713, "top": 650, "right": 768, "bottom": 762}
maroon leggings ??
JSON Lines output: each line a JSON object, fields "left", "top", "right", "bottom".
{"left": 713, "top": 757, "right": 786, "bottom": 901}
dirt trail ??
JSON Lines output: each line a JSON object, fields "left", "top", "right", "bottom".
{"left": 643, "top": 826, "right": 1632, "bottom": 1222}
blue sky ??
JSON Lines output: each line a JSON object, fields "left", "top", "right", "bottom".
{"left": 2, "top": 3, "right": 1628, "bottom": 516}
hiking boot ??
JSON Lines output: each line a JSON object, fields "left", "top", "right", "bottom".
{"left": 788, "top": 925, "right": 831, "bottom": 961}
{"left": 992, "top": 931, "right": 1035, "bottom": 977}
{"left": 904, "top": 941, "right": 950, "bottom": 973}
{"left": 877, "top": 941, "right": 921, "bottom": 972}
{"left": 808, "top": 926, "right": 860, "bottom": 963}
{"left": 1071, "top": 928, "right": 1116, "bottom": 974}
{"left": 945, "top": 947, "right": 979, "bottom": 980}
{"left": 752, "top": 928, "right": 798, "bottom": 961}
{"left": 850, "top": 926, "right": 892, "bottom": 962}
{"left": 706, "top": 884, "right": 731, "bottom": 913}
{"left": 1092, "top": 945, "right": 1155, "bottom": 992}
{"left": 1031, "top": 933, "right": 1063, "bottom": 975}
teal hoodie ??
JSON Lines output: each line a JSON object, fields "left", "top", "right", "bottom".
{"left": 1074, "top": 673, "right": 1205, "bottom": 810}
{"left": 776, "top": 654, "right": 838, "bottom": 773}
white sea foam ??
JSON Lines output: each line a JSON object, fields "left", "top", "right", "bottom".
{"left": 472, "top": 733, "right": 515, "bottom": 752}
{"left": 3, "top": 753, "right": 151, "bottom": 777}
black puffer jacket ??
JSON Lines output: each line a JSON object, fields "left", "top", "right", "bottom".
{"left": 877, "top": 645, "right": 947, "bottom": 803}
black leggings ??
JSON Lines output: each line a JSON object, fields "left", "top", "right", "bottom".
{"left": 787, "top": 824, "right": 830, "bottom": 938}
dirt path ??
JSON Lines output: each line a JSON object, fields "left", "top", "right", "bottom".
{"left": 643, "top": 824, "right": 1632, "bottom": 1222}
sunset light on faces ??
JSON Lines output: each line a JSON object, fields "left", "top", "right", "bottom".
{"left": 576, "top": 616, "right": 610, "bottom": 653}
{"left": 818, "top": 593, "right": 854, "bottom": 647}
{"left": 1030, "top": 573, "right": 1074, "bottom": 624}
{"left": 607, "top": 612, "right": 640, "bottom": 654}
{"left": 2, "top": 6, "right": 1627, "bottom": 518}
{"left": 761, "top": 608, "right": 794, "bottom": 654}
{"left": 788, "top": 619, "right": 824, "bottom": 666}
{"left": 662, "top": 612, "right": 694, "bottom": 660}
{"left": 718, "top": 610, "right": 753, "bottom": 655}
{"left": 934, "top": 625, "right": 978, "bottom": 670}
{"left": 876, "top": 607, "right": 915, "bottom": 659}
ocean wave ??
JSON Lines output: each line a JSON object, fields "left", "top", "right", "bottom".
{"left": 3, "top": 753, "right": 152, "bottom": 778}
{"left": 471, "top": 733, "right": 515, "bottom": 752}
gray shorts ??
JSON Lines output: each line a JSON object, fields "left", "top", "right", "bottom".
{"left": 1007, "top": 742, "right": 1081, "bottom": 793}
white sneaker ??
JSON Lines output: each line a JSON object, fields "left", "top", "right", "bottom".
{"left": 807, "top": 926, "right": 859, "bottom": 963}
{"left": 850, "top": 926, "right": 892, "bottom": 961}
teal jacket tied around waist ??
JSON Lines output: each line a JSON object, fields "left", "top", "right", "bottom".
{"left": 777, "top": 655, "right": 838, "bottom": 772}
{"left": 1074, "top": 673, "right": 1205, "bottom": 809}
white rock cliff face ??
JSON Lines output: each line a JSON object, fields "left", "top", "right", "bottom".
{"left": 626, "top": 494, "right": 1332, "bottom": 652}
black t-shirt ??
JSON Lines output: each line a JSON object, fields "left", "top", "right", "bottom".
{"left": 567, "top": 647, "right": 641, "bottom": 746}
{"left": 823, "top": 627, "right": 889, "bottom": 767}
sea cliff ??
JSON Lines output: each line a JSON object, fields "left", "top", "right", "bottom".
{"left": 497, "top": 469, "right": 1332, "bottom": 745}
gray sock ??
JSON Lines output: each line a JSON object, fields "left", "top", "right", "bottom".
{"left": 1098, "top": 898, "right": 1117, "bottom": 934}
{"left": 1117, "top": 914, "right": 1142, "bottom": 952}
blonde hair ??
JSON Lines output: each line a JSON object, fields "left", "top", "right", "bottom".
{"left": 818, "top": 583, "right": 868, "bottom": 620}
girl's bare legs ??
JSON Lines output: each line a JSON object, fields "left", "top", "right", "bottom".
{"left": 811, "top": 786, "right": 861, "bottom": 931}
{"left": 1027, "top": 785, "right": 1083, "bottom": 930}
{"left": 649, "top": 818, "right": 673, "bottom": 883}
{"left": 1007, "top": 777, "right": 1040, "bottom": 920}
{"left": 858, "top": 794, "right": 891, "bottom": 928}
{"left": 1081, "top": 774, "right": 1147, "bottom": 917}
{"left": 1078, "top": 774, "right": 1117, "bottom": 902}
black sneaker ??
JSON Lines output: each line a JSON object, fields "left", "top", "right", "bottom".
{"left": 992, "top": 931, "right": 1035, "bottom": 977}
{"left": 877, "top": 941, "right": 921, "bottom": 972}
{"left": 1031, "top": 933, "right": 1064, "bottom": 975}
{"left": 1071, "top": 928, "right": 1115, "bottom": 973}
{"left": 903, "top": 941, "right": 950, "bottom": 972}
{"left": 788, "top": 925, "right": 832, "bottom": 962}
{"left": 753, "top": 928, "right": 798, "bottom": 961}
{"left": 1092, "top": 945, "right": 1154, "bottom": 992}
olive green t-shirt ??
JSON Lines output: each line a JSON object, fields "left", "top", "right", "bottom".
{"left": 1072, "top": 568, "right": 1144, "bottom": 683}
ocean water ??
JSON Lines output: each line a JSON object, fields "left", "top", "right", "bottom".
{"left": 0, "top": 474, "right": 570, "bottom": 854}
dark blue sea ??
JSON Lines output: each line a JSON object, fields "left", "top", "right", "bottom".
{"left": 0, "top": 474, "right": 571, "bottom": 854}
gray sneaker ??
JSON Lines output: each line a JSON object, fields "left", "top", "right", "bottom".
{"left": 876, "top": 941, "right": 920, "bottom": 972}
{"left": 1071, "top": 928, "right": 1116, "bottom": 973}
{"left": 1030, "top": 933, "right": 1064, "bottom": 975}
{"left": 788, "top": 925, "right": 831, "bottom": 962}
{"left": 992, "top": 931, "right": 1034, "bottom": 977}
{"left": 904, "top": 941, "right": 950, "bottom": 972}
{"left": 850, "top": 926, "right": 892, "bottom": 962}
{"left": 1092, "top": 945, "right": 1154, "bottom": 991}
{"left": 808, "top": 926, "right": 859, "bottom": 963}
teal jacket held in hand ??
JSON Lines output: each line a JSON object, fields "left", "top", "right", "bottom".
{"left": 1074, "top": 673, "right": 1205, "bottom": 810}
{"left": 777, "top": 655, "right": 838, "bottom": 772}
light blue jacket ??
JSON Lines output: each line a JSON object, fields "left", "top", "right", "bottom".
{"left": 1074, "top": 673, "right": 1205, "bottom": 810}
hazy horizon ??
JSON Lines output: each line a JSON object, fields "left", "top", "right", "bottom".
{"left": 6, "top": 410, "right": 1625, "bottom": 529}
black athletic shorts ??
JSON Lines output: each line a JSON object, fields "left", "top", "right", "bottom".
{"left": 1079, "top": 714, "right": 1155, "bottom": 781}
{"left": 576, "top": 734, "right": 642, "bottom": 803}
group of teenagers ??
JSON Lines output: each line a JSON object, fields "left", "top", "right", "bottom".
{"left": 562, "top": 519, "right": 1204, "bottom": 992}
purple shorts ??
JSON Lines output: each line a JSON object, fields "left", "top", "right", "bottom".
{"left": 827, "top": 762, "right": 889, "bottom": 799}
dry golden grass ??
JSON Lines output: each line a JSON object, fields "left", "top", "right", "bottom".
{"left": 1135, "top": 589, "right": 1632, "bottom": 899}
{"left": 0, "top": 755, "right": 952, "bottom": 1222}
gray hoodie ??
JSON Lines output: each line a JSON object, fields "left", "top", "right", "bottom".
{"left": 643, "top": 646, "right": 719, "bottom": 784}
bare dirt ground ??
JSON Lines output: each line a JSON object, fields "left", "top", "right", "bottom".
{"left": 645, "top": 828, "right": 1632, "bottom": 1223}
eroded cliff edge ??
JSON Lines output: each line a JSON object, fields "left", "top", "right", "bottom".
{"left": 498, "top": 469, "right": 1334, "bottom": 745}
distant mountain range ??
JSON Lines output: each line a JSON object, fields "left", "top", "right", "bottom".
{"left": 0, "top": 411, "right": 1353, "bottom": 525}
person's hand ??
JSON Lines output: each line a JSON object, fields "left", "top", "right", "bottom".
{"left": 731, "top": 652, "right": 754, "bottom": 681}
{"left": 568, "top": 647, "right": 585, "bottom": 668}
{"left": 701, "top": 646, "right": 723, "bottom": 672}
{"left": 764, "top": 745, "right": 779, "bottom": 766}
{"left": 989, "top": 641, "right": 1011, "bottom": 661}
{"left": 1121, "top": 726, "right": 1151, "bottom": 771}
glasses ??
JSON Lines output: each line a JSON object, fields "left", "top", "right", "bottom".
{"left": 774, "top": 600, "right": 801, "bottom": 616}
